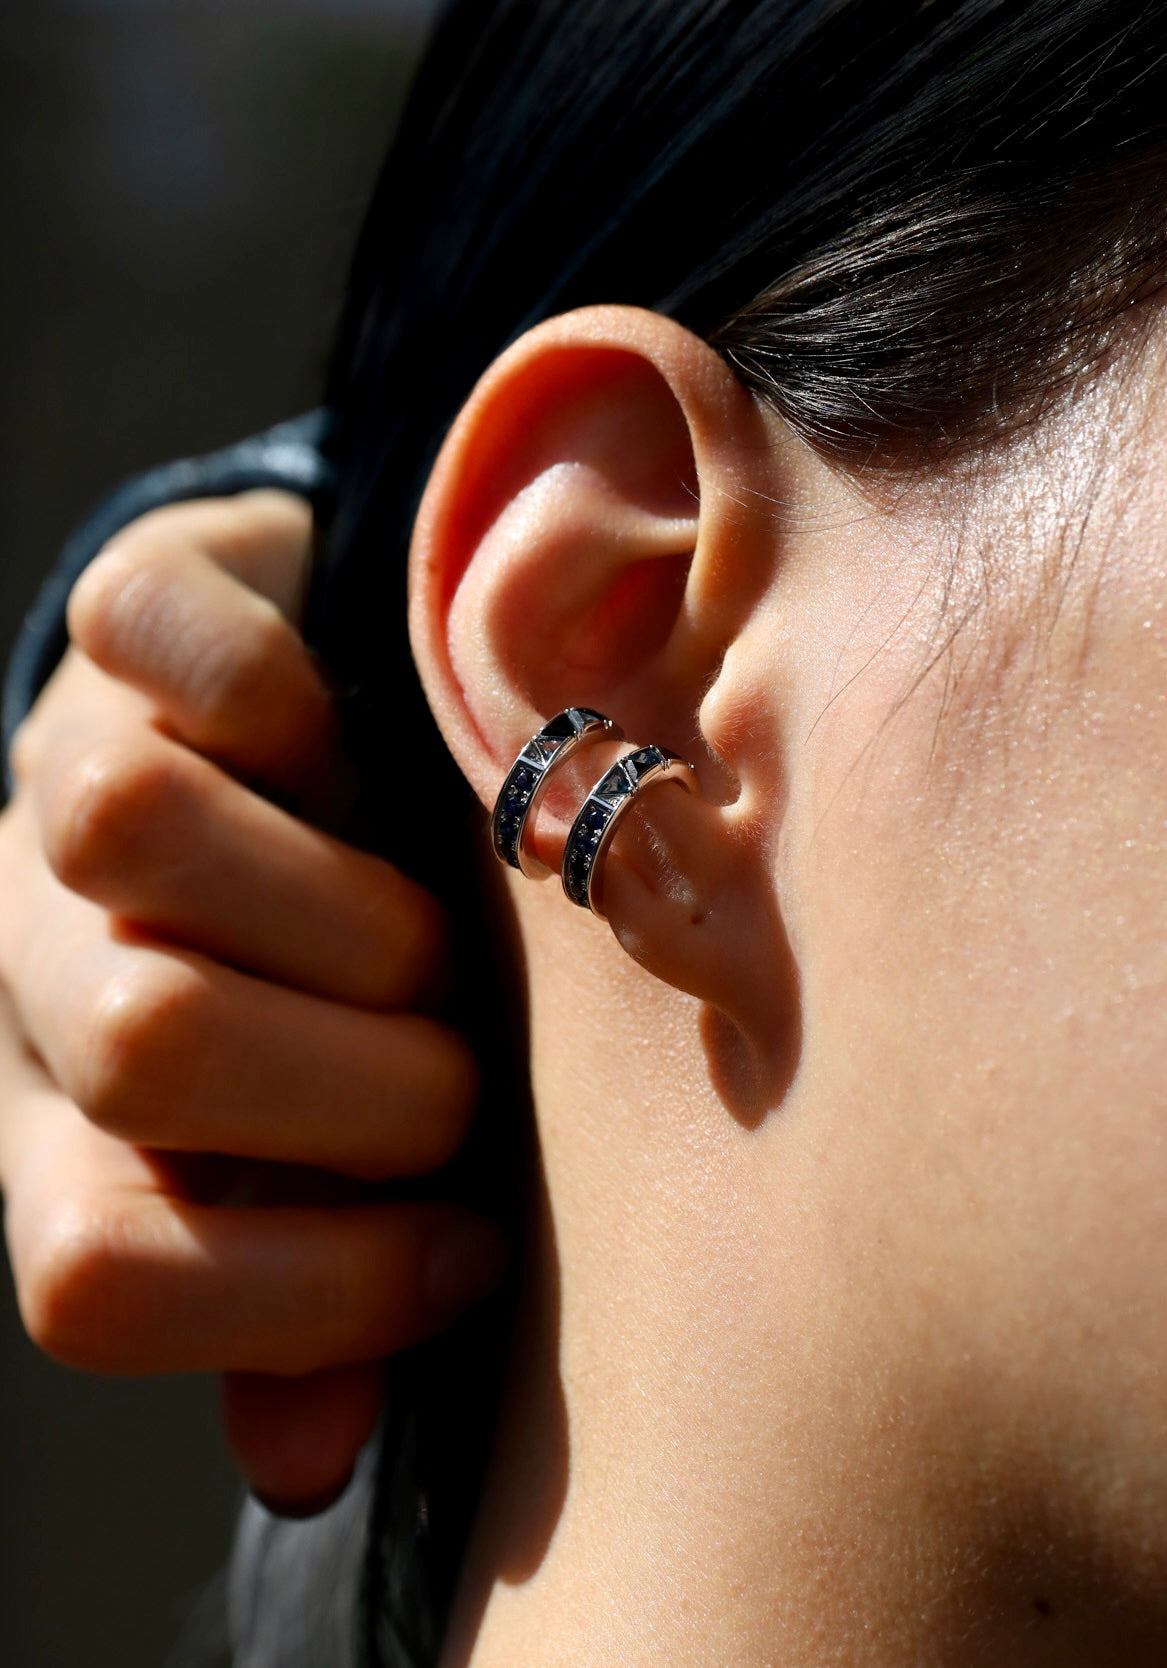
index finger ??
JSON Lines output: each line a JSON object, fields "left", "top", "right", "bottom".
{"left": 66, "top": 493, "right": 339, "bottom": 805}
{"left": 95, "top": 492, "right": 316, "bottom": 622}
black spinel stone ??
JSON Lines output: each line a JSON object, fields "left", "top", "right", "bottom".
{"left": 628, "top": 748, "right": 660, "bottom": 776}
{"left": 543, "top": 712, "right": 579, "bottom": 740}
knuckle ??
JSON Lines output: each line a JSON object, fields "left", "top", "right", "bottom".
{"left": 409, "top": 1025, "right": 480, "bottom": 1169}
{"left": 199, "top": 492, "right": 292, "bottom": 565}
{"left": 14, "top": 1194, "right": 139, "bottom": 1369}
{"left": 304, "top": 1230, "right": 385, "bottom": 1371}
{"left": 203, "top": 624, "right": 334, "bottom": 779}
{"left": 78, "top": 958, "right": 203, "bottom": 1138}
{"left": 399, "top": 885, "right": 450, "bottom": 990}
{"left": 42, "top": 741, "right": 175, "bottom": 893}
{"left": 363, "top": 872, "right": 449, "bottom": 1004}
{"left": 437, "top": 1033, "right": 480, "bottom": 1137}
{"left": 205, "top": 601, "right": 293, "bottom": 717}
{"left": 411, "top": 1120, "right": 469, "bottom": 1175}
{"left": 67, "top": 537, "right": 162, "bottom": 661}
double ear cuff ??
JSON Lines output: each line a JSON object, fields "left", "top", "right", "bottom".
{"left": 491, "top": 708, "right": 698, "bottom": 917}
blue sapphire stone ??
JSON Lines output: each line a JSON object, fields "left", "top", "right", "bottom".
{"left": 565, "top": 858, "right": 590, "bottom": 903}
{"left": 564, "top": 806, "right": 606, "bottom": 902}
{"left": 583, "top": 803, "right": 610, "bottom": 842}
{"left": 597, "top": 767, "right": 632, "bottom": 800}
{"left": 501, "top": 765, "right": 536, "bottom": 819}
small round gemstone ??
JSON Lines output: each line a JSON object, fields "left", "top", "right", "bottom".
{"left": 584, "top": 804, "right": 609, "bottom": 839}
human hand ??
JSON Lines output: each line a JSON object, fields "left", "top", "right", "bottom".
{"left": 0, "top": 491, "right": 503, "bottom": 1512}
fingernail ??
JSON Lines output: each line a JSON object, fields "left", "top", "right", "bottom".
{"left": 426, "top": 1219, "right": 509, "bottom": 1314}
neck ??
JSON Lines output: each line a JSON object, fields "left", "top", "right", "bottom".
{"left": 440, "top": 874, "right": 1167, "bottom": 1668}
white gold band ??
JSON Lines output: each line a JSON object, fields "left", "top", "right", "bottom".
{"left": 561, "top": 744, "right": 698, "bottom": 916}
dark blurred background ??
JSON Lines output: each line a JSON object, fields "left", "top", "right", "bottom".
{"left": 0, "top": 3, "right": 435, "bottom": 1662}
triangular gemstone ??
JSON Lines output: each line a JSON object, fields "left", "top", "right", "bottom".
{"left": 628, "top": 747, "right": 661, "bottom": 777}
{"left": 542, "top": 711, "right": 579, "bottom": 740}
{"left": 597, "top": 767, "right": 632, "bottom": 800}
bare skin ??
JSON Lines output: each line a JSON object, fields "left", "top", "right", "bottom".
{"left": 5, "top": 302, "right": 1167, "bottom": 1659}
{"left": 407, "top": 306, "right": 1167, "bottom": 1665}
{"left": 0, "top": 492, "right": 504, "bottom": 1512}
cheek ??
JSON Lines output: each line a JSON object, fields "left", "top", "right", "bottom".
{"left": 785, "top": 629, "right": 1167, "bottom": 1448}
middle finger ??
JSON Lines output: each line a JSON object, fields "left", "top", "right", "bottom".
{"left": 31, "top": 729, "right": 448, "bottom": 1010}
{"left": 5, "top": 851, "right": 478, "bottom": 1179}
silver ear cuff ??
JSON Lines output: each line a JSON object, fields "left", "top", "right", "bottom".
{"left": 561, "top": 744, "right": 698, "bottom": 917}
{"left": 490, "top": 708, "right": 621, "bottom": 879}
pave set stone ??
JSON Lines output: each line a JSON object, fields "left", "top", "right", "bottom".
{"left": 562, "top": 745, "right": 666, "bottom": 908}
{"left": 491, "top": 707, "right": 611, "bottom": 870}
{"left": 492, "top": 757, "right": 544, "bottom": 868}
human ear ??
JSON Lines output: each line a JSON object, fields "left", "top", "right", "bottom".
{"left": 409, "top": 305, "right": 797, "bottom": 1112}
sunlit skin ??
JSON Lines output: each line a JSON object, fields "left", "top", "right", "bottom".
{"left": 409, "top": 307, "right": 1167, "bottom": 1665}
{"left": 0, "top": 493, "right": 503, "bottom": 1511}
{"left": 1, "top": 295, "right": 1166, "bottom": 1659}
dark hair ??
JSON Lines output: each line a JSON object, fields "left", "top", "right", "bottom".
{"left": 237, "top": 4, "right": 1167, "bottom": 1665}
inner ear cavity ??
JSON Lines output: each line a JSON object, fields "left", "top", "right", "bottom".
{"left": 555, "top": 551, "right": 692, "bottom": 673}
{"left": 453, "top": 460, "right": 698, "bottom": 708}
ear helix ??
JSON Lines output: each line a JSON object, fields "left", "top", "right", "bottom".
{"left": 490, "top": 707, "right": 621, "bottom": 879}
{"left": 491, "top": 710, "right": 700, "bottom": 917}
